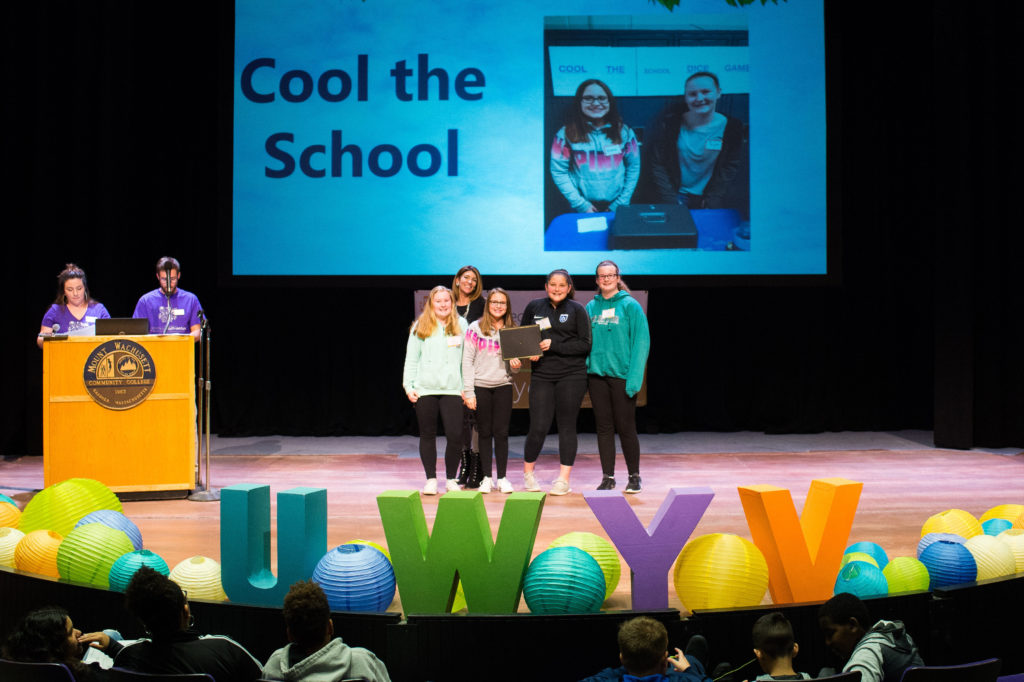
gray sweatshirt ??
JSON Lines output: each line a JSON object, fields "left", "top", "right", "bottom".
{"left": 462, "top": 320, "right": 516, "bottom": 397}
{"left": 262, "top": 638, "right": 391, "bottom": 682}
{"left": 843, "top": 620, "right": 923, "bottom": 682}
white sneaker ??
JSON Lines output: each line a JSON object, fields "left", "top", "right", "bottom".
{"left": 523, "top": 471, "right": 541, "bottom": 492}
{"left": 497, "top": 477, "right": 514, "bottom": 493}
{"left": 550, "top": 479, "right": 571, "bottom": 496}
{"left": 478, "top": 476, "right": 493, "bottom": 493}
{"left": 422, "top": 478, "right": 438, "bottom": 495}
{"left": 446, "top": 478, "right": 461, "bottom": 492}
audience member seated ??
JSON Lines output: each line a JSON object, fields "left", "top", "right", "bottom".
{"left": 262, "top": 580, "right": 391, "bottom": 682}
{"left": 580, "top": 616, "right": 712, "bottom": 681}
{"left": 113, "top": 566, "right": 262, "bottom": 682}
{"left": 818, "top": 593, "right": 923, "bottom": 682}
{"left": 2, "top": 606, "right": 122, "bottom": 681}
{"left": 750, "top": 612, "right": 811, "bottom": 680}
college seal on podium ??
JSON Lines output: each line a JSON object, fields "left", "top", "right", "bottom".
{"left": 83, "top": 339, "right": 156, "bottom": 410}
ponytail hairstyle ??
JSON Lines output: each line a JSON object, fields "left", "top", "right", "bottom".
{"left": 595, "top": 259, "right": 630, "bottom": 293}
{"left": 53, "top": 263, "right": 95, "bottom": 306}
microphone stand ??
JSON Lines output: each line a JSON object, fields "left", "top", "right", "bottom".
{"left": 189, "top": 312, "right": 218, "bottom": 502}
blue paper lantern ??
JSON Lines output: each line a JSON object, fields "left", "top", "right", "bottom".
{"left": 982, "top": 518, "right": 1013, "bottom": 537}
{"left": 917, "top": 532, "right": 964, "bottom": 558}
{"left": 76, "top": 510, "right": 143, "bottom": 551}
{"left": 523, "top": 546, "right": 605, "bottom": 615}
{"left": 919, "top": 539, "right": 977, "bottom": 589}
{"left": 834, "top": 561, "right": 888, "bottom": 598}
{"left": 845, "top": 541, "right": 889, "bottom": 569}
{"left": 108, "top": 549, "right": 170, "bottom": 592}
{"left": 312, "top": 544, "right": 395, "bottom": 612}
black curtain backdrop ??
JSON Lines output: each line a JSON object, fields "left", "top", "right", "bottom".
{"left": 3, "top": 2, "right": 1021, "bottom": 457}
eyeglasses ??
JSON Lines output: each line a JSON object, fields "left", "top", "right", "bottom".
{"left": 581, "top": 96, "right": 608, "bottom": 104}
{"left": 597, "top": 274, "right": 619, "bottom": 280}
{"left": 490, "top": 301, "right": 508, "bottom": 307}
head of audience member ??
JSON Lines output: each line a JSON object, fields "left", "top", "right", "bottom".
{"left": 617, "top": 616, "right": 670, "bottom": 677}
{"left": 752, "top": 612, "right": 800, "bottom": 674}
{"left": 818, "top": 592, "right": 872, "bottom": 661}
{"left": 154, "top": 256, "right": 182, "bottom": 296}
{"left": 452, "top": 265, "right": 482, "bottom": 304}
{"left": 545, "top": 268, "right": 575, "bottom": 304}
{"left": 283, "top": 580, "right": 334, "bottom": 657}
{"left": 125, "top": 566, "right": 190, "bottom": 638}
{"left": 54, "top": 263, "right": 92, "bottom": 307}
{"left": 566, "top": 79, "right": 625, "bottom": 145}
{"left": 2, "top": 606, "right": 88, "bottom": 678}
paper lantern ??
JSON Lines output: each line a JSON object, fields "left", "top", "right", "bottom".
{"left": 841, "top": 552, "right": 879, "bottom": 568}
{"left": 312, "top": 544, "right": 396, "bottom": 612}
{"left": 0, "top": 493, "right": 18, "bottom": 507}
{"left": 917, "top": 533, "right": 965, "bottom": 558}
{"left": 883, "top": 556, "right": 930, "bottom": 594}
{"left": 921, "top": 509, "right": 982, "bottom": 539}
{"left": 919, "top": 539, "right": 977, "bottom": 589}
{"left": 19, "top": 478, "right": 122, "bottom": 537}
{"left": 76, "top": 510, "right": 143, "bottom": 551}
{"left": 0, "top": 501, "right": 21, "bottom": 529}
{"left": 982, "top": 519, "right": 1013, "bottom": 537}
{"left": 996, "top": 529, "right": 1024, "bottom": 573}
{"left": 169, "top": 556, "right": 228, "bottom": 601}
{"left": 834, "top": 561, "right": 888, "bottom": 599}
{"left": 523, "top": 546, "right": 605, "bottom": 614}
{"left": 56, "top": 523, "right": 134, "bottom": 588}
{"left": 15, "top": 529, "right": 64, "bottom": 578}
{"left": 549, "top": 531, "right": 621, "bottom": 599}
{"left": 109, "top": 550, "right": 170, "bottom": 592}
{"left": 845, "top": 541, "right": 889, "bottom": 569}
{"left": 673, "top": 533, "right": 769, "bottom": 611}
{"left": 980, "top": 504, "right": 1024, "bottom": 528}
{"left": 964, "top": 534, "right": 1016, "bottom": 580}
{"left": 0, "top": 527, "right": 25, "bottom": 568}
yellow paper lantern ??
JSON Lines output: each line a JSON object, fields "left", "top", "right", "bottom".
{"left": 549, "top": 531, "right": 621, "bottom": 600}
{"left": 16, "top": 529, "right": 64, "bottom": 578}
{"left": 841, "top": 552, "right": 879, "bottom": 568}
{"left": 980, "top": 504, "right": 1024, "bottom": 529}
{"left": 0, "top": 527, "right": 26, "bottom": 568}
{"left": 169, "top": 556, "right": 228, "bottom": 601}
{"left": 19, "top": 478, "right": 122, "bottom": 537}
{"left": 1, "top": 501, "right": 22, "bottom": 529}
{"left": 673, "top": 533, "right": 768, "bottom": 611}
{"left": 921, "top": 509, "right": 982, "bottom": 539}
{"left": 996, "top": 529, "right": 1024, "bottom": 573}
{"left": 964, "top": 535, "right": 1016, "bottom": 580}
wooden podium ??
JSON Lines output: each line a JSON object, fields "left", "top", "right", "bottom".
{"left": 42, "top": 335, "right": 196, "bottom": 492}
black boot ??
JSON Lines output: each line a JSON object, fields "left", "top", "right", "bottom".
{"left": 456, "top": 449, "right": 470, "bottom": 486}
{"left": 465, "top": 450, "right": 483, "bottom": 489}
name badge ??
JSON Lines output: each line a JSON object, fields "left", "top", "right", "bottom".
{"left": 601, "top": 307, "right": 616, "bottom": 319}
{"left": 447, "top": 336, "right": 462, "bottom": 347}
{"left": 85, "top": 316, "right": 97, "bottom": 323}
{"left": 172, "top": 308, "right": 185, "bottom": 316}
{"left": 604, "top": 144, "right": 622, "bottom": 155}
{"left": 706, "top": 138, "right": 723, "bottom": 151}
{"left": 537, "top": 317, "right": 552, "bottom": 330}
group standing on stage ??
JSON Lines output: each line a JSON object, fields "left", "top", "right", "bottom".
{"left": 402, "top": 262, "right": 650, "bottom": 496}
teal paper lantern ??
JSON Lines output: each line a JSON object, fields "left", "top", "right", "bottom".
{"left": 108, "top": 550, "right": 170, "bottom": 592}
{"left": 845, "top": 541, "right": 889, "bottom": 569}
{"left": 0, "top": 493, "right": 17, "bottom": 507}
{"left": 549, "top": 531, "right": 620, "bottom": 600}
{"left": 77, "top": 510, "right": 143, "bottom": 551}
{"left": 883, "top": 557, "right": 930, "bottom": 594}
{"left": 917, "top": 532, "right": 964, "bottom": 558}
{"left": 312, "top": 544, "right": 396, "bottom": 613}
{"left": 982, "top": 518, "right": 1013, "bottom": 537}
{"left": 56, "top": 522, "right": 134, "bottom": 588}
{"left": 919, "top": 539, "right": 977, "bottom": 588}
{"left": 523, "top": 546, "right": 605, "bottom": 615}
{"left": 834, "top": 561, "right": 888, "bottom": 599}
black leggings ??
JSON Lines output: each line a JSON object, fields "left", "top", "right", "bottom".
{"left": 414, "top": 394, "right": 464, "bottom": 479}
{"left": 475, "top": 384, "right": 513, "bottom": 478}
{"left": 588, "top": 374, "right": 640, "bottom": 477}
{"left": 523, "top": 376, "right": 588, "bottom": 467}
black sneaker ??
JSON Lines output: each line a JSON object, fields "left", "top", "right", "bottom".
{"left": 596, "top": 475, "right": 616, "bottom": 490}
{"left": 625, "top": 474, "right": 642, "bottom": 493}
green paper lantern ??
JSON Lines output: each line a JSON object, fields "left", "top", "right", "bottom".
{"left": 841, "top": 551, "right": 879, "bottom": 568}
{"left": 19, "top": 478, "right": 122, "bottom": 537}
{"left": 883, "top": 556, "right": 930, "bottom": 594}
{"left": 109, "top": 550, "right": 170, "bottom": 592}
{"left": 549, "top": 531, "right": 621, "bottom": 600}
{"left": 523, "top": 546, "right": 605, "bottom": 614}
{"left": 56, "top": 522, "right": 134, "bottom": 588}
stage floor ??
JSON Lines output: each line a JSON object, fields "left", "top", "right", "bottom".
{"left": 2, "top": 431, "right": 1021, "bottom": 612}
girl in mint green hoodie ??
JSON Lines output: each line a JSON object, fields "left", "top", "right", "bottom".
{"left": 585, "top": 260, "right": 650, "bottom": 493}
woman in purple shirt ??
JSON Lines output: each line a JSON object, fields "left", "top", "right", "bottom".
{"left": 37, "top": 263, "right": 110, "bottom": 348}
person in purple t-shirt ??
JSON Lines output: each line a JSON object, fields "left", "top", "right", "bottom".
{"left": 132, "top": 256, "right": 204, "bottom": 342}
{"left": 37, "top": 263, "right": 111, "bottom": 348}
